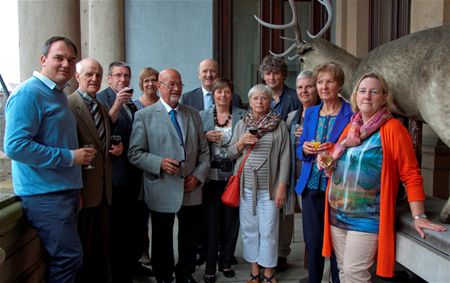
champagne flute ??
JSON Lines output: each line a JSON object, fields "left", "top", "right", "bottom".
{"left": 83, "top": 144, "right": 95, "bottom": 169}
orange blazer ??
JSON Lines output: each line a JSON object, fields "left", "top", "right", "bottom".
{"left": 322, "top": 118, "right": 426, "bottom": 277}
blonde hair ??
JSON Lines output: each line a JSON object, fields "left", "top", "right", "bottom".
{"left": 350, "top": 72, "right": 395, "bottom": 113}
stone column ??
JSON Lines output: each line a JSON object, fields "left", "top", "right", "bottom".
{"left": 18, "top": 0, "right": 80, "bottom": 93}
{"left": 81, "top": 0, "right": 125, "bottom": 88}
{"left": 411, "top": 0, "right": 450, "bottom": 199}
{"left": 334, "top": 0, "right": 369, "bottom": 57}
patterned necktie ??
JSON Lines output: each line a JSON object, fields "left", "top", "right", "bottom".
{"left": 91, "top": 98, "right": 106, "bottom": 149}
{"left": 169, "top": 109, "right": 183, "bottom": 144}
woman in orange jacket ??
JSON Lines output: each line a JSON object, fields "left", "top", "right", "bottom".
{"left": 318, "top": 73, "right": 447, "bottom": 283}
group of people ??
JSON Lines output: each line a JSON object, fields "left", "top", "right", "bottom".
{"left": 3, "top": 36, "right": 446, "bottom": 283}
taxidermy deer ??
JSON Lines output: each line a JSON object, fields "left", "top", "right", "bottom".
{"left": 255, "top": 0, "right": 450, "bottom": 223}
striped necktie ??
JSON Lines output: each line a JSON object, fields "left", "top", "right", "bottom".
{"left": 91, "top": 98, "right": 106, "bottom": 149}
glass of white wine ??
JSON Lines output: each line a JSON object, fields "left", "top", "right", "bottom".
{"left": 83, "top": 144, "right": 95, "bottom": 170}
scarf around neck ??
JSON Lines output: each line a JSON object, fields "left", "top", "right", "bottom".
{"left": 332, "top": 106, "right": 392, "bottom": 160}
{"left": 243, "top": 109, "right": 281, "bottom": 138}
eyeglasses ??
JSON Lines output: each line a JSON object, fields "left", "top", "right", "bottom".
{"left": 160, "top": 81, "right": 184, "bottom": 90}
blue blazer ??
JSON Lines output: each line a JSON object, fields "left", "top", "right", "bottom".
{"left": 294, "top": 99, "right": 353, "bottom": 195}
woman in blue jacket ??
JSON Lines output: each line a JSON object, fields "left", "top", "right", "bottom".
{"left": 295, "top": 62, "right": 352, "bottom": 283}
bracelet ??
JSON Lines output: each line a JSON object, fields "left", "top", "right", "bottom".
{"left": 413, "top": 214, "right": 427, "bottom": 220}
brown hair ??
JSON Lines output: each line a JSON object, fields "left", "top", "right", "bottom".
{"left": 350, "top": 72, "right": 395, "bottom": 112}
{"left": 138, "top": 67, "right": 159, "bottom": 91}
{"left": 259, "top": 55, "right": 288, "bottom": 79}
{"left": 313, "top": 62, "right": 345, "bottom": 87}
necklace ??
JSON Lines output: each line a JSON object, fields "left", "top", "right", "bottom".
{"left": 214, "top": 106, "right": 232, "bottom": 127}
{"left": 321, "top": 100, "right": 341, "bottom": 116}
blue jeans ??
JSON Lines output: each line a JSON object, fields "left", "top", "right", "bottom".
{"left": 21, "top": 189, "right": 83, "bottom": 283}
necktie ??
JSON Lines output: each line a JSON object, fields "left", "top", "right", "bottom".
{"left": 205, "top": 93, "right": 213, "bottom": 109}
{"left": 91, "top": 98, "right": 106, "bottom": 149}
{"left": 169, "top": 109, "right": 183, "bottom": 144}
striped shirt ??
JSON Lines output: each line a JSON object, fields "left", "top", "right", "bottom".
{"left": 243, "top": 133, "right": 272, "bottom": 190}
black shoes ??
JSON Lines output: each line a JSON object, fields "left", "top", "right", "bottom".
{"left": 222, "top": 269, "right": 236, "bottom": 278}
{"left": 275, "top": 257, "right": 288, "bottom": 272}
{"left": 203, "top": 274, "right": 216, "bottom": 283}
{"left": 135, "top": 262, "right": 155, "bottom": 277}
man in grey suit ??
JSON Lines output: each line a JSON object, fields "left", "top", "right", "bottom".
{"left": 181, "top": 59, "right": 242, "bottom": 111}
{"left": 128, "top": 68, "right": 210, "bottom": 283}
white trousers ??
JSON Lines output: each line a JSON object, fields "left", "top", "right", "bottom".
{"left": 330, "top": 225, "right": 378, "bottom": 283}
{"left": 240, "top": 189, "right": 279, "bottom": 268}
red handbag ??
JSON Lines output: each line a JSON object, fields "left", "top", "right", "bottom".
{"left": 221, "top": 145, "right": 254, "bottom": 207}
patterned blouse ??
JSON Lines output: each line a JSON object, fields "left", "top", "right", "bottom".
{"left": 328, "top": 130, "right": 383, "bottom": 234}
{"left": 306, "top": 115, "right": 337, "bottom": 191}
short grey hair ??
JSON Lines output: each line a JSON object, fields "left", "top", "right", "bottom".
{"left": 248, "top": 84, "right": 273, "bottom": 100}
{"left": 296, "top": 70, "right": 314, "bottom": 81}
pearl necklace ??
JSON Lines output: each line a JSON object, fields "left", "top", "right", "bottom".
{"left": 213, "top": 107, "right": 232, "bottom": 127}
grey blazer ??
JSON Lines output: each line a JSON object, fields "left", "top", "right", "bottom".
{"left": 181, "top": 87, "right": 243, "bottom": 111}
{"left": 128, "top": 100, "right": 210, "bottom": 213}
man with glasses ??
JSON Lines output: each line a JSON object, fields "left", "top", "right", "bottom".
{"left": 97, "top": 61, "right": 148, "bottom": 282}
{"left": 128, "top": 68, "right": 209, "bottom": 283}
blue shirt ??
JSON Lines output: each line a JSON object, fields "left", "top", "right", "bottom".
{"left": 4, "top": 72, "right": 82, "bottom": 196}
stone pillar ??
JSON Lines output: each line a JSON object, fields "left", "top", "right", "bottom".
{"left": 410, "top": 0, "right": 450, "bottom": 199}
{"left": 18, "top": 0, "right": 80, "bottom": 93}
{"left": 334, "top": 0, "right": 369, "bottom": 57}
{"left": 81, "top": 0, "right": 125, "bottom": 88}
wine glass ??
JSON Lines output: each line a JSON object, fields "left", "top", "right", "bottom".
{"left": 248, "top": 127, "right": 259, "bottom": 135}
{"left": 83, "top": 144, "right": 95, "bottom": 169}
{"left": 111, "top": 135, "right": 122, "bottom": 147}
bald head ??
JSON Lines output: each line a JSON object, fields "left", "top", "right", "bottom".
{"left": 198, "top": 59, "right": 219, "bottom": 91}
{"left": 75, "top": 58, "right": 103, "bottom": 97}
{"left": 158, "top": 69, "right": 183, "bottom": 108}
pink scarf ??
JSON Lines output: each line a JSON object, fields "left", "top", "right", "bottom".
{"left": 332, "top": 107, "right": 392, "bottom": 160}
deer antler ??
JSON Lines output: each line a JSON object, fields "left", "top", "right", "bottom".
{"left": 254, "top": 0, "right": 301, "bottom": 59}
{"left": 254, "top": 0, "right": 332, "bottom": 59}
{"left": 307, "top": 0, "right": 332, "bottom": 39}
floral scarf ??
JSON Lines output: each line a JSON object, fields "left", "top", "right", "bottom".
{"left": 243, "top": 109, "right": 281, "bottom": 138}
{"left": 332, "top": 106, "right": 392, "bottom": 160}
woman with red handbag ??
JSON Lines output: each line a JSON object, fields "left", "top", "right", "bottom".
{"left": 200, "top": 78, "right": 246, "bottom": 283}
{"left": 228, "top": 84, "right": 290, "bottom": 283}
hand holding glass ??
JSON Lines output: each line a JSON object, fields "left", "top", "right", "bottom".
{"left": 83, "top": 144, "right": 95, "bottom": 169}
{"left": 111, "top": 135, "right": 122, "bottom": 147}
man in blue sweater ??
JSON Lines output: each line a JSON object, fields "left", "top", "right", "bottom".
{"left": 4, "top": 36, "right": 95, "bottom": 283}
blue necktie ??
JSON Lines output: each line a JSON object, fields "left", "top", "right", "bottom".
{"left": 169, "top": 109, "right": 183, "bottom": 144}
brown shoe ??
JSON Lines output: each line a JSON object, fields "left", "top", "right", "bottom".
{"left": 246, "top": 272, "right": 260, "bottom": 283}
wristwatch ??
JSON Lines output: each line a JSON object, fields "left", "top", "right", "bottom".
{"left": 413, "top": 214, "right": 427, "bottom": 220}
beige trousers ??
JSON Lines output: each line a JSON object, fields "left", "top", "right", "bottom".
{"left": 330, "top": 225, "right": 378, "bottom": 283}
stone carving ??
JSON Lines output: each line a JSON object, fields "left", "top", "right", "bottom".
{"left": 255, "top": 0, "right": 450, "bottom": 223}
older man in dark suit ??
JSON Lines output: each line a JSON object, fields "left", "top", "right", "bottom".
{"left": 181, "top": 59, "right": 242, "bottom": 111}
{"left": 129, "top": 68, "right": 210, "bottom": 283}
{"left": 68, "top": 58, "right": 123, "bottom": 282}
{"left": 97, "top": 61, "right": 147, "bottom": 282}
